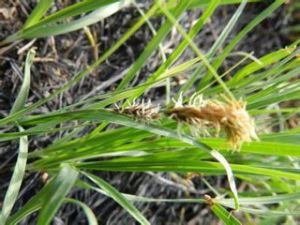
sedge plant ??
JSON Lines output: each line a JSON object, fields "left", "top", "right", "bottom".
{"left": 1, "top": 0, "right": 300, "bottom": 224}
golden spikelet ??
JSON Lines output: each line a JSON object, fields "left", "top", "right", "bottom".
{"left": 114, "top": 99, "right": 160, "bottom": 121}
{"left": 167, "top": 93, "right": 259, "bottom": 150}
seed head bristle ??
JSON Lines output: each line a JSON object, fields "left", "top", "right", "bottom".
{"left": 115, "top": 99, "right": 160, "bottom": 121}
{"left": 220, "top": 100, "right": 259, "bottom": 150}
{"left": 168, "top": 94, "right": 258, "bottom": 150}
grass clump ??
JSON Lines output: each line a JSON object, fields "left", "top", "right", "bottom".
{"left": 0, "top": 0, "right": 300, "bottom": 224}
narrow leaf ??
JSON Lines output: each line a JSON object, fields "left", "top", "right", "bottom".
{"left": 64, "top": 198, "right": 98, "bottom": 225}
{"left": 210, "top": 202, "right": 242, "bottom": 225}
{"left": 0, "top": 49, "right": 34, "bottom": 224}
{"left": 19, "top": 1, "right": 132, "bottom": 39}
{"left": 23, "top": 0, "right": 54, "bottom": 28}
{"left": 211, "top": 150, "right": 239, "bottom": 210}
{"left": 10, "top": 49, "right": 35, "bottom": 114}
{"left": 0, "top": 127, "right": 28, "bottom": 224}
{"left": 83, "top": 172, "right": 150, "bottom": 225}
{"left": 37, "top": 164, "right": 78, "bottom": 225}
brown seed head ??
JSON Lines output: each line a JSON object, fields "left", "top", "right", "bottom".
{"left": 219, "top": 100, "right": 259, "bottom": 150}
{"left": 168, "top": 94, "right": 258, "bottom": 150}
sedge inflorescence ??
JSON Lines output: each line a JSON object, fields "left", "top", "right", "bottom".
{"left": 114, "top": 93, "right": 258, "bottom": 150}
{"left": 167, "top": 93, "right": 259, "bottom": 150}
{"left": 114, "top": 99, "right": 160, "bottom": 121}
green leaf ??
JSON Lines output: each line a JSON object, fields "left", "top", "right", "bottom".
{"left": 0, "top": 49, "right": 35, "bottom": 224}
{"left": 0, "top": 3, "right": 158, "bottom": 127}
{"left": 23, "top": 0, "right": 54, "bottom": 28}
{"left": 185, "top": 0, "right": 260, "bottom": 8}
{"left": 211, "top": 150, "right": 239, "bottom": 210}
{"left": 134, "top": 0, "right": 220, "bottom": 98}
{"left": 117, "top": 0, "right": 189, "bottom": 90}
{"left": 198, "top": 0, "right": 285, "bottom": 90}
{"left": 83, "top": 172, "right": 150, "bottom": 225}
{"left": 181, "top": 0, "right": 247, "bottom": 93}
{"left": 76, "top": 158, "right": 300, "bottom": 181}
{"left": 210, "top": 202, "right": 242, "bottom": 225}
{"left": 20, "top": 1, "right": 132, "bottom": 39}
{"left": 230, "top": 46, "right": 296, "bottom": 84}
{"left": 36, "top": 164, "right": 78, "bottom": 225}
{"left": 219, "top": 192, "right": 300, "bottom": 207}
{"left": 64, "top": 198, "right": 98, "bottom": 225}
{"left": 4, "top": 0, "right": 131, "bottom": 42}
{"left": 7, "top": 182, "right": 97, "bottom": 225}
{"left": 33, "top": 0, "right": 120, "bottom": 26}
{"left": 20, "top": 109, "right": 238, "bottom": 210}
{"left": 6, "top": 179, "right": 55, "bottom": 225}
{"left": 10, "top": 49, "right": 35, "bottom": 114}
{"left": 159, "top": 1, "right": 235, "bottom": 99}
{"left": 0, "top": 127, "right": 28, "bottom": 224}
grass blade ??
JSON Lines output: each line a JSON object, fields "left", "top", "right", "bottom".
{"left": 209, "top": 0, "right": 248, "bottom": 56}
{"left": 6, "top": 179, "right": 55, "bottom": 225}
{"left": 75, "top": 159, "right": 300, "bottom": 181}
{"left": 19, "top": 1, "right": 132, "bottom": 39}
{"left": 0, "top": 49, "right": 35, "bottom": 224}
{"left": 20, "top": 109, "right": 238, "bottom": 210}
{"left": 23, "top": 0, "right": 54, "bottom": 28}
{"left": 230, "top": 46, "right": 295, "bottom": 84}
{"left": 64, "top": 198, "right": 98, "bottom": 225}
{"left": 211, "top": 150, "right": 239, "bottom": 210}
{"left": 181, "top": 0, "right": 247, "bottom": 93}
{"left": 219, "top": 192, "right": 300, "bottom": 207}
{"left": 36, "top": 164, "right": 78, "bottom": 225}
{"left": 198, "top": 0, "right": 285, "bottom": 90}
{"left": 0, "top": 3, "right": 158, "bottom": 127}
{"left": 186, "top": 0, "right": 260, "bottom": 8}
{"left": 0, "top": 127, "right": 28, "bottom": 224}
{"left": 117, "top": 0, "right": 189, "bottom": 91}
{"left": 83, "top": 172, "right": 150, "bottom": 225}
{"left": 10, "top": 49, "right": 35, "bottom": 114}
{"left": 209, "top": 201, "right": 242, "bottom": 225}
{"left": 159, "top": 1, "right": 235, "bottom": 100}
{"left": 134, "top": 0, "right": 220, "bottom": 98}
{"left": 33, "top": 0, "right": 120, "bottom": 26}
